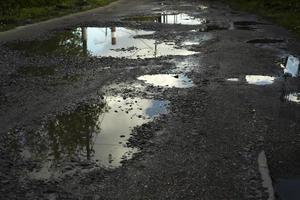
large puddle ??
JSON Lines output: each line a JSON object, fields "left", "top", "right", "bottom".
{"left": 21, "top": 96, "right": 168, "bottom": 179}
{"left": 125, "top": 12, "right": 206, "bottom": 25}
{"left": 138, "top": 74, "right": 194, "bottom": 88}
{"left": 10, "top": 27, "right": 197, "bottom": 59}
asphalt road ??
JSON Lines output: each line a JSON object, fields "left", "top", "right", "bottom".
{"left": 1, "top": 0, "right": 300, "bottom": 199}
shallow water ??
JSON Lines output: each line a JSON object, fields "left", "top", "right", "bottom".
{"left": 285, "top": 93, "right": 300, "bottom": 104}
{"left": 138, "top": 74, "right": 194, "bottom": 88}
{"left": 10, "top": 27, "right": 197, "bottom": 59}
{"left": 125, "top": 12, "right": 206, "bottom": 25}
{"left": 245, "top": 75, "right": 276, "bottom": 85}
{"left": 20, "top": 96, "right": 168, "bottom": 179}
{"left": 283, "top": 55, "right": 299, "bottom": 77}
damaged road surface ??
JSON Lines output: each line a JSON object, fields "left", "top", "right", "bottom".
{"left": 1, "top": 0, "right": 300, "bottom": 199}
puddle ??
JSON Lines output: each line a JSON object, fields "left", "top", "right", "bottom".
{"left": 276, "top": 179, "right": 300, "bottom": 200}
{"left": 200, "top": 24, "right": 228, "bottom": 32}
{"left": 10, "top": 27, "right": 197, "bottom": 59}
{"left": 227, "top": 78, "right": 239, "bottom": 82}
{"left": 247, "top": 38, "right": 284, "bottom": 44}
{"left": 21, "top": 96, "right": 168, "bottom": 179}
{"left": 138, "top": 74, "right": 194, "bottom": 88}
{"left": 245, "top": 75, "right": 276, "bottom": 85}
{"left": 285, "top": 93, "right": 300, "bottom": 104}
{"left": 234, "top": 21, "right": 266, "bottom": 26}
{"left": 234, "top": 26, "right": 256, "bottom": 31}
{"left": 124, "top": 12, "right": 206, "bottom": 25}
{"left": 282, "top": 55, "right": 299, "bottom": 77}
{"left": 182, "top": 41, "right": 200, "bottom": 46}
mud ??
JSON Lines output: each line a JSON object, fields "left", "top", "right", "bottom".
{"left": 1, "top": 0, "right": 300, "bottom": 199}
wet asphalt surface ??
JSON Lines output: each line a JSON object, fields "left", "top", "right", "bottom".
{"left": 1, "top": 0, "right": 300, "bottom": 199}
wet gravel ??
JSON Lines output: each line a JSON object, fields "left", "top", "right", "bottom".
{"left": 1, "top": 0, "right": 300, "bottom": 199}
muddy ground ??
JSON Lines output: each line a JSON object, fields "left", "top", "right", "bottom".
{"left": 1, "top": 0, "right": 300, "bottom": 199}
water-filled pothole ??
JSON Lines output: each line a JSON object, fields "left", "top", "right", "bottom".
{"left": 227, "top": 75, "right": 276, "bottom": 85}
{"left": 247, "top": 38, "right": 284, "bottom": 44}
{"left": 284, "top": 93, "right": 300, "bottom": 104}
{"left": 233, "top": 21, "right": 266, "bottom": 26}
{"left": 9, "top": 27, "right": 197, "bottom": 59}
{"left": 21, "top": 96, "right": 168, "bottom": 179}
{"left": 138, "top": 74, "right": 194, "bottom": 88}
{"left": 282, "top": 55, "right": 299, "bottom": 77}
{"left": 246, "top": 75, "right": 276, "bottom": 85}
{"left": 124, "top": 12, "right": 206, "bottom": 25}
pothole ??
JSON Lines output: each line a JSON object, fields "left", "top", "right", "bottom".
{"left": 200, "top": 24, "right": 229, "bottom": 32}
{"left": 246, "top": 38, "right": 284, "bottom": 44}
{"left": 124, "top": 12, "right": 206, "bottom": 25}
{"left": 20, "top": 96, "right": 169, "bottom": 180}
{"left": 233, "top": 21, "right": 267, "bottom": 26}
{"left": 282, "top": 55, "right": 299, "bottom": 77}
{"left": 226, "top": 75, "right": 276, "bottom": 85}
{"left": 138, "top": 74, "right": 194, "bottom": 88}
{"left": 9, "top": 27, "right": 197, "bottom": 59}
{"left": 246, "top": 75, "right": 276, "bottom": 85}
{"left": 226, "top": 78, "right": 239, "bottom": 82}
{"left": 284, "top": 93, "right": 300, "bottom": 104}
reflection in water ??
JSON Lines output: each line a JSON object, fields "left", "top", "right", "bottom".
{"left": 245, "top": 75, "right": 276, "bottom": 85}
{"left": 227, "top": 78, "right": 239, "bottom": 82}
{"left": 10, "top": 27, "right": 197, "bottom": 59}
{"left": 282, "top": 55, "right": 299, "bottom": 77}
{"left": 138, "top": 74, "right": 194, "bottom": 88}
{"left": 21, "top": 96, "right": 168, "bottom": 179}
{"left": 125, "top": 12, "right": 206, "bottom": 25}
{"left": 159, "top": 12, "right": 206, "bottom": 25}
{"left": 284, "top": 93, "right": 300, "bottom": 104}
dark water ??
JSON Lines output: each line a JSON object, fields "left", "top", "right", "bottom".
{"left": 20, "top": 96, "right": 168, "bottom": 179}
{"left": 9, "top": 27, "right": 197, "bottom": 59}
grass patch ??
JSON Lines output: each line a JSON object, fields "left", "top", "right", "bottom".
{"left": 227, "top": 0, "right": 300, "bottom": 37}
{"left": 0, "top": 0, "right": 115, "bottom": 32}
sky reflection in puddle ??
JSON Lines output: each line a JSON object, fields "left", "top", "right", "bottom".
{"left": 138, "top": 74, "right": 194, "bottom": 88}
{"left": 282, "top": 55, "right": 299, "bottom": 77}
{"left": 10, "top": 27, "right": 197, "bottom": 59}
{"left": 246, "top": 75, "right": 276, "bottom": 85}
{"left": 125, "top": 12, "right": 206, "bottom": 25}
{"left": 284, "top": 93, "right": 300, "bottom": 104}
{"left": 226, "top": 75, "right": 276, "bottom": 85}
{"left": 21, "top": 96, "right": 168, "bottom": 179}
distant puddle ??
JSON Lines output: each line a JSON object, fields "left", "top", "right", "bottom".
{"left": 21, "top": 96, "right": 168, "bottom": 179}
{"left": 138, "top": 74, "right": 194, "bottom": 88}
{"left": 124, "top": 12, "right": 206, "bottom": 25}
{"left": 10, "top": 27, "right": 196, "bottom": 59}
{"left": 246, "top": 75, "right": 276, "bottom": 85}
{"left": 282, "top": 55, "right": 299, "bottom": 77}
{"left": 226, "top": 78, "right": 239, "bottom": 82}
{"left": 247, "top": 38, "right": 284, "bottom": 44}
{"left": 200, "top": 24, "right": 228, "bottom": 32}
{"left": 284, "top": 93, "right": 300, "bottom": 104}
{"left": 234, "top": 21, "right": 266, "bottom": 26}
{"left": 227, "top": 76, "right": 276, "bottom": 85}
